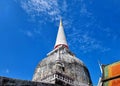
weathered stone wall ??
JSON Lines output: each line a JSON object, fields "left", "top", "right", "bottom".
{"left": 0, "top": 76, "right": 58, "bottom": 86}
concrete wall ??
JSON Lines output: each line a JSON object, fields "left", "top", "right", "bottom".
{"left": 0, "top": 76, "right": 58, "bottom": 86}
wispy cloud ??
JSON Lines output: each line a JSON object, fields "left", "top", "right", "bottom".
{"left": 19, "top": 0, "right": 91, "bottom": 23}
{"left": 68, "top": 30, "right": 110, "bottom": 53}
{"left": 16, "top": 0, "right": 113, "bottom": 53}
{"left": 20, "top": 29, "right": 42, "bottom": 38}
{"left": 2, "top": 69, "right": 10, "bottom": 74}
{"left": 25, "top": 31, "right": 33, "bottom": 37}
{"left": 5, "top": 69, "right": 9, "bottom": 74}
{"left": 20, "top": 0, "right": 61, "bottom": 22}
{"left": 21, "top": 30, "right": 34, "bottom": 37}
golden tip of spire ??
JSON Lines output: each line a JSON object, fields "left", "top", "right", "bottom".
{"left": 60, "top": 18, "right": 63, "bottom": 26}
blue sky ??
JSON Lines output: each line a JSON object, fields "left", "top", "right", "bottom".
{"left": 0, "top": 0, "right": 120, "bottom": 85}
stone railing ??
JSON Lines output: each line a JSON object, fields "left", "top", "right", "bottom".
{"left": 41, "top": 72, "right": 74, "bottom": 86}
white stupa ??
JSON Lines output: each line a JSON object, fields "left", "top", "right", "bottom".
{"left": 32, "top": 19, "right": 92, "bottom": 86}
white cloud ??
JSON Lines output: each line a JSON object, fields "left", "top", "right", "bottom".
{"left": 18, "top": 0, "right": 92, "bottom": 27}
{"left": 6, "top": 69, "right": 10, "bottom": 73}
{"left": 22, "top": 30, "right": 33, "bottom": 37}
{"left": 68, "top": 30, "right": 110, "bottom": 53}
{"left": 6, "top": 69, "right": 9, "bottom": 74}
{"left": 17, "top": 0, "right": 111, "bottom": 53}
{"left": 26, "top": 31, "right": 33, "bottom": 37}
{"left": 20, "top": 28, "right": 42, "bottom": 38}
{"left": 80, "top": 3, "right": 91, "bottom": 16}
{"left": 20, "top": 0, "right": 61, "bottom": 22}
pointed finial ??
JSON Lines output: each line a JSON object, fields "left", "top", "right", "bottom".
{"left": 60, "top": 18, "right": 62, "bottom": 26}
{"left": 54, "top": 19, "right": 68, "bottom": 49}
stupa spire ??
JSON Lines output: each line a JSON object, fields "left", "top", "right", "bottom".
{"left": 54, "top": 19, "right": 68, "bottom": 49}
